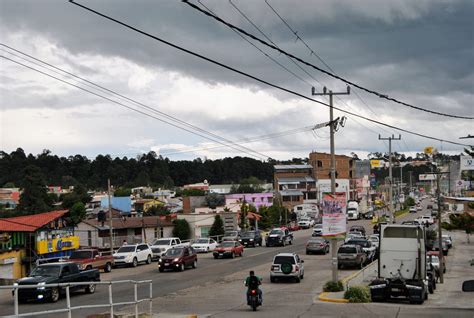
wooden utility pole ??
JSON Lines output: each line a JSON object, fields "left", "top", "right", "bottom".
{"left": 108, "top": 179, "right": 113, "bottom": 256}
{"left": 378, "top": 135, "right": 401, "bottom": 223}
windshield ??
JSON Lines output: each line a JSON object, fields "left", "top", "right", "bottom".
{"left": 309, "top": 238, "right": 324, "bottom": 243}
{"left": 241, "top": 231, "right": 255, "bottom": 237}
{"left": 220, "top": 242, "right": 235, "bottom": 248}
{"left": 314, "top": 224, "right": 322, "bottom": 229}
{"left": 69, "top": 251, "right": 92, "bottom": 259}
{"left": 273, "top": 256, "right": 295, "bottom": 265}
{"left": 427, "top": 256, "right": 439, "bottom": 262}
{"left": 152, "top": 239, "right": 171, "bottom": 245}
{"left": 269, "top": 229, "right": 283, "bottom": 235}
{"left": 339, "top": 246, "right": 357, "bottom": 254}
{"left": 117, "top": 246, "right": 136, "bottom": 253}
{"left": 195, "top": 239, "right": 209, "bottom": 244}
{"left": 30, "top": 265, "right": 61, "bottom": 277}
{"left": 348, "top": 240, "right": 370, "bottom": 247}
{"left": 224, "top": 231, "right": 238, "bottom": 237}
{"left": 165, "top": 248, "right": 184, "bottom": 256}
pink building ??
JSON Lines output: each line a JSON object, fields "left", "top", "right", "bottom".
{"left": 225, "top": 193, "right": 274, "bottom": 210}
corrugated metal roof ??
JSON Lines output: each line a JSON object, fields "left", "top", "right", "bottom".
{"left": 0, "top": 210, "right": 69, "bottom": 232}
{"left": 277, "top": 176, "right": 315, "bottom": 184}
{"left": 274, "top": 164, "right": 313, "bottom": 170}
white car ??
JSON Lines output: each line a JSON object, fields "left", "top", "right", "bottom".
{"left": 298, "top": 218, "right": 315, "bottom": 229}
{"left": 442, "top": 234, "right": 453, "bottom": 248}
{"left": 368, "top": 235, "right": 379, "bottom": 249}
{"left": 191, "top": 238, "right": 218, "bottom": 253}
{"left": 113, "top": 243, "right": 152, "bottom": 267}
{"left": 270, "top": 253, "right": 304, "bottom": 283}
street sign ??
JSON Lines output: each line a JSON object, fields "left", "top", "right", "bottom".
{"left": 460, "top": 156, "right": 474, "bottom": 171}
{"left": 419, "top": 174, "right": 436, "bottom": 181}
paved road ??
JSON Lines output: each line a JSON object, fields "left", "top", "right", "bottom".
{"left": 0, "top": 200, "right": 431, "bottom": 317}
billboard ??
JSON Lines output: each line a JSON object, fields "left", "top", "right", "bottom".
{"left": 460, "top": 156, "right": 474, "bottom": 171}
{"left": 370, "top": 159, "right": 383, "bottom": 169}
{"left": 321, "top": 193, "right": 346, "bottom": 239}
{"left": 424, "top": 146, "right": 434, "bottom": 155}
{"left": 354, "top": 160, "right": 371, "bottom": 178}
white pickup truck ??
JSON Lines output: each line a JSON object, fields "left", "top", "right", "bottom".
{"left": 150, "top": 237, "right": 190, "bottom": 260}
{"left": 416, "top": 215, "right": 434, "bottom": 225}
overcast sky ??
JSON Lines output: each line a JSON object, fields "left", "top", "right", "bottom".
{"left": 0, "top": 0, "right": 472, "bottom": 161}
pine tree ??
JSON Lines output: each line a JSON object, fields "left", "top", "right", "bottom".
{"left": 209, "top": 215, "right": 225, "bottom": 237}
{"left": 17, "top": 165, "right": 51, "bottom": 214}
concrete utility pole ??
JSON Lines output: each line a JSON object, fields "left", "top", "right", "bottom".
{"left": 312, "top": 85, "right": 350, "bottom": 283}
{"left": 435, "top": 172, "right": 444, "bottom": 283}
{"left": 378, "top": 135, "right": 401, "bottom": 223}
{"left": 108, "top": 179, "right": 113, "bottom": 256}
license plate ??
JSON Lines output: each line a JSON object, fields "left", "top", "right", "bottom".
{"left": 219, "top": 253, "right": 223, "bottom": 256}
{"left": 164, "top": 263, "right": 169, "bottom": 266}
{"left": 391, "top": 288, "right": 401, "bottom": 292}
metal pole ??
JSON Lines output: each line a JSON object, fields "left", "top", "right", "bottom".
{"left": 436, "top": 173, "right": 444, "bottom": 283}
{"left": 108, "top": 179, "right": 113, "bottom": 256}
{"left": 134, "top": 282, "right": 138, "bottom": 318}
{"left": 109, "top": 282, "right": 114, "bottom": 318}
{"left": 149, "top": 281, "right": 153, "bottom": 315}
{"left": 66, "top": 285, "right": 72, "bottom": 318}
{"left": 14, "top": 284, "right": 18, "bottom": 317}
{"left": 378, "top": 135, "right": 401, "bottom": 223}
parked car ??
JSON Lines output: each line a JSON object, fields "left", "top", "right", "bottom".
{"left": 113, "top": 243, "right": 152, "bottom": 267}
{"left": 150, "top": 237, "right": 190, "bottom": 260}
{"left": 312, "top": 224, "right": 323, "bottom": 237}
{"left": 158, "top": 246, "right": 197, "bottom": 272}
{"left": 417, "top": 205, "right": 422, "bottom": 211}
{"left": 349, "top": 225, "right": 366, "bottom": 236}
{"left": 416, "top": 215, "right": 434, "bottom": 225}
{"left": 288, "top": 223, "right": 301, "bottom": 231}
{"left": 402, "top": 220, "right": 420, "bottom": 226}
{"left": 270, "top": 253, "right": 304, "bottom": 283}
{"left": 222, "top": 230, "right": 241, "bottom": 242}
{"left": 306, "top": 237, "right": 329, "bottom": 255}
{"left": 345, "top": 232, "right": 365, "bottom": 243}
{"left": 346, "top": 238, "right": 377, "bottom": 262}
{"left": 337, "top": 244, "right": 366, "bottom": 269}
{"left": 363, "top": 210, "right": 374, "bottom": 219}
{"left": 409, "top": 206, "right": 417, "bottom": 213}
{"left": 298, "top": 217, "right": 315, "bottom": 229}
{"left": 265, "top": 228, "right": 293, "bottom": 247}
{"left": 191, "top": 238, "right": 218, "bottom": 253}
{"left": 368, "top": 235, "right": 380, "bottom": 250}
{"left": 427, "top": 251, "right": 446, "bottom": 274}
{"left": 68, "top": 249, "right": 114, "bottom": 272}
{"left": 213, "top": 241, "right": 244, "bottom": 259}
{"left": 431, "top": 240, "right": 449, "bottom": 256}
{"left": 14, "top": 262, "right": 100, "bottom": 303}
{"left": 442, "top": 234, "right": 453, "bottom": 248}
{"left": 239, "top": 230, "right": 263, "bottom": 247}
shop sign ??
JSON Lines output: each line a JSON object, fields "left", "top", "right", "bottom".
{"left": 37, "top": 236, "right": 79, "bottom": 254}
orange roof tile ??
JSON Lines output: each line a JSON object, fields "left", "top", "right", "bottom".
{"left": 0, "top": 210, "right": 69, "bottom": 232}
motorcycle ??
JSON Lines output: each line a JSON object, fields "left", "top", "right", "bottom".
{"left": 247, "top": 288, "right": 261, "bottom": 311}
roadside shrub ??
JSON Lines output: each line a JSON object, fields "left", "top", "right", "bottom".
{"left": 323, "top": 280, "right": 344, "bottom": 292}
{"left": 344, "top": 285, "right": 371, "bottom": 303}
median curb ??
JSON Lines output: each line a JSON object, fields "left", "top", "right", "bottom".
{"left": 316, "top": 261, "right": 376, "bottom": 304}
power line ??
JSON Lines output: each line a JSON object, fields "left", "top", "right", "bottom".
{"left": 1, "top": 55, "right": 269, "bottom": 161}
{"left": 228, "top": 0, "right": 324, "bottom": 88}
{"left": 67, "top": 0, "right": 470, "bottom": 147}
{"left": 0, "top": 45, "right": 271, "bottom": 161}
{"left": 263, "top": 1, "right": 405, "bottom": 139}
{"left": 183, "top": 0, "right": 473, "bottom": 121}
{"left": 196, "top": 0, "right": 312, "bottom": 87}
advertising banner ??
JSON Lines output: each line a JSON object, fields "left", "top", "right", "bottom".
{"left": 37, "top": 236, "right": 80, "bottom": 254}
{"left": 370, "top": 160, "right": 382, "bottom": 169}
{"left": 321, "top": 193, "right": 346, "bottom": 239}
{"left": 419, "top": 174, "right": 436, "bottom": 181}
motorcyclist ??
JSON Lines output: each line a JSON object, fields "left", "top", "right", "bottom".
{"left": 245, "top": 270, "right": 262, "bottom": 305}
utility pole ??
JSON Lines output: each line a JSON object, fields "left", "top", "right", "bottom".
{"left": 378, "top": 135, "right": 401, "bottom": 223}
{"left": 108, "top": 179, "right": 113, "bottom": 256}
{"left": 312, "top": 85, "right": 350, "bottom": 283}
{"left": 435, "top": 172, "right": 444, "bottom": 283}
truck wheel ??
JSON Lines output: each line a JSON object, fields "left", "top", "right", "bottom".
{"left": 85, "top": 265, "right": 92, "bottom": 270}
{"left": 213, "top": 255, "right": 218, "bottom": 259}
{"left": 270, "top": 276, "right": 275, "bottom": 283}
{"left": 85, "top": 284, "right": 96, "bottom": 294}
{"left": 295, "top": 277, "right": 301, "bottom": 283}
{"left": 146, "top": 255, "right": 152, "bottom": 264}
{"left": 132, "top": 257, "right": 138, "bottom": 267}
{"left": 289, "top": 239, "right": 292, "bottom": 245}
{"left": 338, "top": 264, "right": 342, "bottom": 269}
{"left": 192, "top": 260, "right": 197, "bottom": 269}
{"left": 159, "top": 267, "right": 164, "bottom": 272}
{"left": 50, "top": 288, "right": 60, "bottom": 303}
{"left": 428, "top": 282, "right": 434, "bottom": 294}
{"left": 104, "top": 262, "right": 112, "bottom": 273}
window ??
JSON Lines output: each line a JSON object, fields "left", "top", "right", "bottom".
{"left": 154, "top": 228, "right": 158, "bottom": 239}
{"left": 87, "top": 231, "right": 92, "bottom": 247}
{"left": 317, "top": 160, "right": 323, "bottom": 168}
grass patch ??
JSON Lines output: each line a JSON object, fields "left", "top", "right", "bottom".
{"left": 344, "top": 285, "right": 371, "bottom": 303}
{"left": 323, "top": 280, "right": 344, "bottom": 292}
{"left": 394, "top": 208, "right": 409, "bottom": 218}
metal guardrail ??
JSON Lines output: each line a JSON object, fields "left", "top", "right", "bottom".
{"left": 0, "top": 280, "right": 152, "bottom": 318}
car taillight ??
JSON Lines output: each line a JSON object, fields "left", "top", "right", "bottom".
{"left": 295, "top": 266, "right": 299, "bottom": 272}
{"left": 251, "top": 289, "right": 257, "bottom": 295}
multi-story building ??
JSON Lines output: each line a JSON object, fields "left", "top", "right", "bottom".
{"left": 274, "top": 164, "right": 316, "bottom": 210}
{"left": 309, "top": 152, "right": 353, "bottom": 180}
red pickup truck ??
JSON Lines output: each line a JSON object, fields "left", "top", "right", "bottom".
{"left": 68, "top": 249, "right": 114, "bottom": 272}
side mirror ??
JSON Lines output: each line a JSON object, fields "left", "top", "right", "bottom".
{"left": 266, "top": 233, "right": 269, "bottom": 236}
{"left": 462, "top": 280, "right": 474, "bottom": 292}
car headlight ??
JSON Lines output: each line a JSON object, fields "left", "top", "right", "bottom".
{"left": 369, "top": 284, "right": 386, "bottom": 289}
{"left": 158, "top": 259, "right": 162, "bottom": 263}
{"left": 250, "top": 239, "right": 254, "bottom": 241}
{"left": 173, "top": 258, "right": 180, "bottom": 262}
{"left": 37, "top": 282, "right": 46, "bottom": 290}
{"left": 406, "top": 285, "right": 422, "bottom": 290}
{"left": 13, "top": 283, "right": 18, "bottom": 286}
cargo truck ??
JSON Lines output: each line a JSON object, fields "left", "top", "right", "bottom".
{"left": 369, "top": 224, "right": 429, "bottom": 304}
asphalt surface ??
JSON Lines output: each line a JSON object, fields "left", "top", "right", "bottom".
{"left": 0, "top": 199, "right": 434, "bottom": 317}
